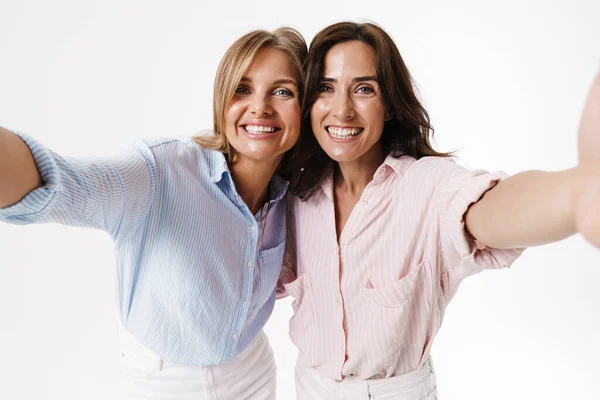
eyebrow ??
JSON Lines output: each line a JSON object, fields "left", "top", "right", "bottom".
{"left": 322, "top": 76, "right": 379, "bottom": 83}
{"left": 240, "top": 77, "right": 298, "bottom": 87}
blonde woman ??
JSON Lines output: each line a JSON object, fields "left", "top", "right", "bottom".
{"left": 0, "top": 27, "right": 306, "bottom": 399}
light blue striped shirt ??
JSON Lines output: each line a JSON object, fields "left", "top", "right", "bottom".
{"left": 0, "top": 132, "right": 287, "bottom": 365}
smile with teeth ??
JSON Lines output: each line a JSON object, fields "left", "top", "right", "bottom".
{"left": 327, "top": 126, "right": 363, "bottom": 139}
{"left": 243, "top": 125, "right": 280, "bottom": 134}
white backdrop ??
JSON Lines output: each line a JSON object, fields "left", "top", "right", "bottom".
{"left": 0, "top": 0, "right": 599, "bottom": 399}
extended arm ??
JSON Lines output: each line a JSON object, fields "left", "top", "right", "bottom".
{"left": 465, "top": 71, "right": 600, "bottom": 249}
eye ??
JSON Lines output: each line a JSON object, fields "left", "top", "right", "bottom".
{"left": 318, "top": 84, "right": 333, "bottom": 93}
{"left": 235, "top": 86, "right": 250, "bottom": 94}
{"left": 273, "top": 88, "right": 294, "bottom": 97}
{"left": 356, "top": 86, "right": 375, "bottom": 94}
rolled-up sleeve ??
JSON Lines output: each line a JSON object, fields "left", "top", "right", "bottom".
{"left": 436, "top": 163, "right": 524, "bottom": 289}
{"left": 0, "top": 131, "right": 156, "bottom": 241}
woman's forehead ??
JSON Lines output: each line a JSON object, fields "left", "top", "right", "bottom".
{"left": 321, "top": 41, "right": 378, "bottom": 79}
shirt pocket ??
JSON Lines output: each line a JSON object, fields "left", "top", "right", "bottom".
{"left": 363, "top": 261, "right": 423, "bottom": 307}
{"left": 283, "top": 273, "right": 321, "bottom": 367}
{"left": 254, "top": 241, "right": 286, "bottom": 310}
{"left": 360, "top": 261, "right": 434, "bottom": 363}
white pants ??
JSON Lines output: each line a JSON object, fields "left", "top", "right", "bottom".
{"left": 118, "top": 328, "right": 276, "bottom": 400}
{"left": 295, "top": 358, "right": 437, "bottom": 400}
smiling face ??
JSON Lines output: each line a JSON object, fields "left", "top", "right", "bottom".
{"left": 223, "top": 47, "right": 302, "bottom": 166}
{"left": 310, "top": 40, "right": 389, "bottom": 165}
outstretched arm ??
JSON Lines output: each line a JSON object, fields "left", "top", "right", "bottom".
{"left": 0, "top": 127, "right": 43, "bottom": 208}
{"left": 465, "top": 71, "right": 600, "bottom": 249}
{"left": 0, "top": 129, "right": 155, "bottom": 241}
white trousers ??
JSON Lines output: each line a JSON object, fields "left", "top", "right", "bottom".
{"left": 295, "top": 358, "right": 437, "bottom": 400}
{"left": 118, "top": 328, "right": 276, "bottom": 400}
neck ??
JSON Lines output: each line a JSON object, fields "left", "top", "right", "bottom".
{"left": 334, "top": 142, "right": 386, "bottom": 196}
{"left": 229, "top": 155, "right": 282, "bottom": 215}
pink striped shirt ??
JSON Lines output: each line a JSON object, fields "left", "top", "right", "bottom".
{"left": 279, "top": 154, "right": 523, "bottom": 380}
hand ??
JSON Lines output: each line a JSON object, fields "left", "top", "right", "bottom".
{"left": 575, "top": 70, "right": 600, "bottom": 248}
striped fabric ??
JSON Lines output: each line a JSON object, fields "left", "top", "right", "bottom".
{"left": 0, "top": 131, "right": 288, "bottom": 366}
{"left": 282, "top": 154, "right": 523, "bottom": 380}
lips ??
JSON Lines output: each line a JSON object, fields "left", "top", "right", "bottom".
{"left": 243, "top": 125, "right": 279, "bottom": 134}
{"left": 326, "top": 126, "right": 363, "bottom": 139}
{"left": 240, "top": 119, "right": 282, "bottom": 136}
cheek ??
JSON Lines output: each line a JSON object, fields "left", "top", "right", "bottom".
{"left": 359, "top": 102, "right": 386, "bottom": 121}
{"left": 359, "top": 105, "right": 387, "bottom": 137}
{"left": 224, "top": 102, "right": 244, "bottom": 127}
{"left": 310, "top": 116, "right": 320, "bottom": 133}
{"left": 283, "top": 103, "right": 302, "bottom": 130}
{"left": 310, "top": 102, "right": 327, "bottom": 130}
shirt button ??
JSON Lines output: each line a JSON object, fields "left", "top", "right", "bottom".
{"left": 362, "top": 199, "right": 368, "bottom": 204}
{"left": 242, "top": 301, "right": 247, "bottom": 306}
{"left": 250, "top": 225, "right": 256, "bottom": 230}
{"left": 247, "top": 261, "right": 253, "bottom": 267}
{"left": 232, "top": 333, "right": 238, "bottom": 339}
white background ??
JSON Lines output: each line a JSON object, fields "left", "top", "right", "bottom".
{"left": 0, "top": 0, "right": 599, "bottom": 399}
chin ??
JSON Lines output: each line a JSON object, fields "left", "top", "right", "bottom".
{"left": 323, "top": 151, "right": 356, "bottom": 163}
{"left": 318, "top": 143, "right": 349, "bottom": 160}
{"left": 242, "top": 149, "right": 283, "bottom": 163}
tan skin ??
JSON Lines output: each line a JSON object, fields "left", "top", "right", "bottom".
{"left": 311, "top": 40, "right": 600, "bottom": 249}
{"left": 0, "top": 127, "right": 42, "bottom": 208}
{"left": 334, "top": 189, "right": 362, "bottom": 240}
{"left": 333, "top": 140, "right": 385, "bottom": 239}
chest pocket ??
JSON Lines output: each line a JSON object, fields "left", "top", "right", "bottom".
{"left": 359, "top": 260, "right": 435, "bottom": 368}
{"left": 251, "top": 240, "right": 285, "bottom": 313}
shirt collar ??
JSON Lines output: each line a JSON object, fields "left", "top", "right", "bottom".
{"left": 267, "top": 174, "right": 289, "bottom": 204}
{"left": 208, "top": 149, "right": 230, "bottom": 183}
{"left": 380, "top": 153, "right": 415, "bottom": 179}
{"left": 207, "top": 148, "right": 288, "bottom": 203}
{"left": 319, "top": 154, "right": 416, "bottom": 200}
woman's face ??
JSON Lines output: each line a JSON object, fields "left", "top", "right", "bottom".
{"left": 224, "top": 47, "right": 301, "bottom": 166}
{"left": 310, "top": 40, "right": 389, "bottom": 164}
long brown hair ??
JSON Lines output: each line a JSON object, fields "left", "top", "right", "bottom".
{"left": 193, "top": 27, "right": 307, "bottom": 177}
{"left": 287, "top": 21, "right": 452, "bottom": 199}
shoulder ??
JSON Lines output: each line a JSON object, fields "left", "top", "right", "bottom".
{"left": 408, "top": 156, "right": 464, "bottom": 176}
{"left": 116, "top": 136, "right": 221, "bottom": 183}
{"left": 139, "top": 135, "right": 204, "bottom": 154}
{"left": 404, "top": 156, "right": 477, "bottom": 186}
{"left": 384, "top": 156, "right": 482, "bottom": 201}
{"left": 127, "top": 135, "right": 214, "bottom": 165}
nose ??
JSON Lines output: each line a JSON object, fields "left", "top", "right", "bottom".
{"left": 332, "top": 92, "right": 354, "bottom": 120}
{"left": 250, "top": 94, "right": 273, "bottom": 116}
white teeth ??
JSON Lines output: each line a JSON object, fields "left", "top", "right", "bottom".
{"left": 245, "top": 125, "right": 277, "bottom": 134}
{"left": 327, "top": 126, "right": 362, "bottom": 139}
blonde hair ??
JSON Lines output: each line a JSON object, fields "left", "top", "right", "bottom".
{"left": 193, "top": 27, "right": 307, "bottom": 160}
